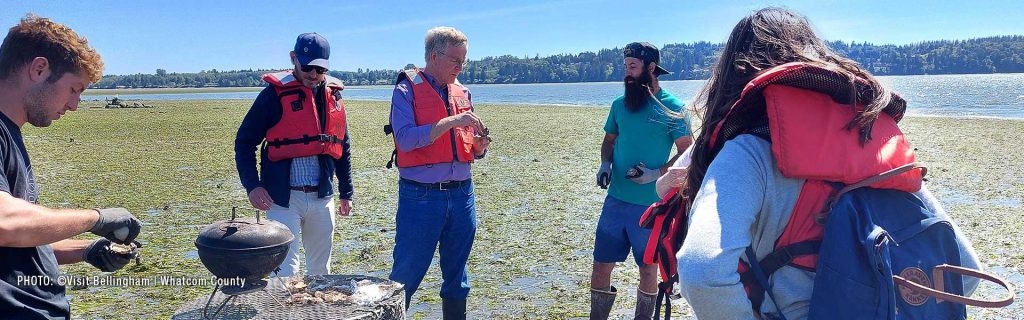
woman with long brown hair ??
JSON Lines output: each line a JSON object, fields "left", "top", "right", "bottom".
{"left": 666, "top": 7, "right": 981, "bottom": 319}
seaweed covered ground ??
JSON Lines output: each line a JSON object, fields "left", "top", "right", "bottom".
{"left": 23, "top": 100, "right": 1022, "bottom": 319}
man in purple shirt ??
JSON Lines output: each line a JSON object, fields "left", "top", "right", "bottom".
{"left": 387, "top": 26, "right": 489, "bottom": 319}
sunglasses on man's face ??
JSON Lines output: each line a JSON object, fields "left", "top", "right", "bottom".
{"left": 301, "top": 65, "right": 328, "bottom": 74}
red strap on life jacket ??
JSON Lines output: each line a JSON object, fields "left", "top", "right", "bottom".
{"left": 640, "top": 188, "right": 691, "bottom": 320}
{"left": 771, "top": 180, "right": 832, "bottom": 270}
{"left": 640, "top": 187, "right": 692, "bottom": 285}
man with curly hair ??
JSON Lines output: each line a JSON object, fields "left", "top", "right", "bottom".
{"left": 0, "top": 14, "right": 142, "bottom": 319}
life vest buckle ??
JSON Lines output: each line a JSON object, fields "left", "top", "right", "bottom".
{"left": 316, "top": 134, "right": 340, "bottom": 144}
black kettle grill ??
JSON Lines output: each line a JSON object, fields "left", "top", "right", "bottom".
{"left": 194, "top": 208, "right": 293, "bottom": 318}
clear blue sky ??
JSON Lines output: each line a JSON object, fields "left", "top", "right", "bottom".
{"left": 3, "top": 0, "right": 1022, "bottom": 75}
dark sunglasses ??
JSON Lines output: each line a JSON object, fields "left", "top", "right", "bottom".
{"left": 301, "top": 65, "right": 328, "bottom": 74}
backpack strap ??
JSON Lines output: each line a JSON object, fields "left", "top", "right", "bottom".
{"left": 739, "top": 239, "right": 822, "bottom": 312}
{"left": 383, "top": 124, "right": 398, "bottom": 168}
{"left": 756, "top": 240, "right": 821, "bottom": 274}
{"left": 745, "top": 247, "right": 789, "bottom": 320}
{"left": 823, "top": 162, "right": 926, "bottom": 214}
{"left": 894, "top": 264, "right": 1015, "bottom": 308}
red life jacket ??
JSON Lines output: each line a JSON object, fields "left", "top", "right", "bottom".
{"left": 386, "top": 68, "right": 475, "bottom": 168}
{"left": 262, "top": 71, "right": 347, "bottom": 162}
{"left": 641, "top": 62, "right": 919, "bottom": 318}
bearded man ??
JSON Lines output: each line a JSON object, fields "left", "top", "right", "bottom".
{"left": 589, "top": 42, "right": 693, "bottom": 320}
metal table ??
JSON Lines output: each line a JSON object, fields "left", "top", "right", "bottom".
{"left": 172, "top": 275, "right": 405, "bottom": 320}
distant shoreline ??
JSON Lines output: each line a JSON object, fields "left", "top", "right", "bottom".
{"left": 85, "top": 71, "right": 1024, "bottom": 95}
{"left": 83, "top": 87, "right": 264, "bottom": 96}
{"left": 82, "top": 74, "right": 1024, "bottom": 119}
{"left": 77, "top": 98, "right": 1024, "bottom": 121}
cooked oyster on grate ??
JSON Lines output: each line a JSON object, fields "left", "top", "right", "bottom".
{"left": 283, "top": 276, "right": 402, "bottom": 305}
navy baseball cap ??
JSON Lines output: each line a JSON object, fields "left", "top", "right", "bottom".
{"left": 294, "top": 33, "right": 330, "bottom": 69}
{"left": 624, "top": 42, "right": 670, "bottom": 76}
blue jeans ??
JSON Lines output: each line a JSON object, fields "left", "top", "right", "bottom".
{"left": 389, "top": 178, "right": 477, "bottom": 306}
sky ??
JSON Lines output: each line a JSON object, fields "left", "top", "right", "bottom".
{"left": 3, "top": 0, "right": 1022, "bottom": 75}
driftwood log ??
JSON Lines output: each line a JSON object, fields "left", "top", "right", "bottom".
{"left": 171, "top": 275, "right": 405, "bottom": 320}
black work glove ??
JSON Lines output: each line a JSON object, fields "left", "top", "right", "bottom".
{"left": 596, "top": 161, "right": 612, "bottom": 189}
{"left": 83, "top": 239, "right": 140, "bottom": 272}
{"left": 90, "top": 208, "right": 141, "bottom": 244}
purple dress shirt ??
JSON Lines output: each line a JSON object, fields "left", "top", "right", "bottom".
{"left": 389, "top": 71, "right": 473, "bottom": 183}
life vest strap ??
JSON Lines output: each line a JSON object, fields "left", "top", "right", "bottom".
{"left": 653, "top": 276, "right": 677, "bottom": 320}
{"left": 267, "top": 134, "right": 343, "bottom": 148}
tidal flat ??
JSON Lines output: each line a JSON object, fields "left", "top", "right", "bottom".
{"left": 24, "top": 100, "right": 1023, "bottom": 319}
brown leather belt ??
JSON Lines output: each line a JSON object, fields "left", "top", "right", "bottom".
{"left": 289, "top": 185, "right": 319, "bottom": 193}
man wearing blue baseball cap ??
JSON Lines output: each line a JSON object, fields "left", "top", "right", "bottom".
{"left": 590, "top": 42, "right": 693, "bottom": 319}
{"left": 234, "top": 32, "right": 354, "bottom": 276}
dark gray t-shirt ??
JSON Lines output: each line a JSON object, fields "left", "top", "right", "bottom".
{"left": 0, "top": 112, "right": 69, "bottom": 319}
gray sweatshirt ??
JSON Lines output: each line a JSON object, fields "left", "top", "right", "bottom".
{"left": 676, "top": 134, "right": 980, "bottom": 320}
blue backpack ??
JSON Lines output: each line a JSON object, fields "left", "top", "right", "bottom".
{"left": 746, "top": 164, "right": 1015, "bottom": 320}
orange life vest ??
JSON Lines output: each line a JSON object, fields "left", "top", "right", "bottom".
{"left": 387, "top": 68, "right": 475, "bottom": 168}
{"left": 262, "top": 71, "right": 347, "bottom": 162}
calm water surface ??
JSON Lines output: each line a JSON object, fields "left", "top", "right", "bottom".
{"left": 87, "top": 73, "right": 1024, "bottom": 118}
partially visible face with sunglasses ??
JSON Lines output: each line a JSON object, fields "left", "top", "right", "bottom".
{"left": 301, "top": 65, "right": 328, "bottom": 74}
{"left": 295, "top": 64, "right": 327, "bottom": 88}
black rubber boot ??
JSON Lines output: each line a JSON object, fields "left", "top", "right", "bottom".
{"left": 590, "top": 286, "right": 617, "bottom": 320}
{"left": 634, "top": 289, "right": 658, "bottom": 320}
{"left": 442, "top": 298, "right": 467, "bottom": 320}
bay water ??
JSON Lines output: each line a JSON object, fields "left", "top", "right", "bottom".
{"left": 86, "top": 73, "right": 1024, "bottom": 118}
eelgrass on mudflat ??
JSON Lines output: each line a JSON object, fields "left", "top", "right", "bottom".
{"left": 24, "top": 100, "right": 1024, "bottom": 319}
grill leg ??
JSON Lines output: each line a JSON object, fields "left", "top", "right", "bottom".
{"left": 203, "top": 283, "right": 238, "bottom": 320}
{"left": 266, "top": 270, "right": 290, "bottom": 308}
{"left": 202, "top": 283, "right": 221, "bottom": 319}
{"left": 263, "top": 287, "right": 287, "bottom": 308}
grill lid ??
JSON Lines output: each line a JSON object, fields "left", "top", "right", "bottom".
{"left": 195, "top": 208, "right": 293, "bottom": 250}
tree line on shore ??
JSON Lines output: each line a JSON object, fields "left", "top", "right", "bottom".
{"left": 93, "top": 35, "right": 1024, "bottom": 88}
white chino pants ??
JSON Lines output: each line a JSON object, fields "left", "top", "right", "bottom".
{"left": 267, "top": 190, "right": 336, "bottom": 276}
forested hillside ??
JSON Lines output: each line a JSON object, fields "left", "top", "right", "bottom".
{"left": 93, "top": 36, "right": 1024, "bottom": 88}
